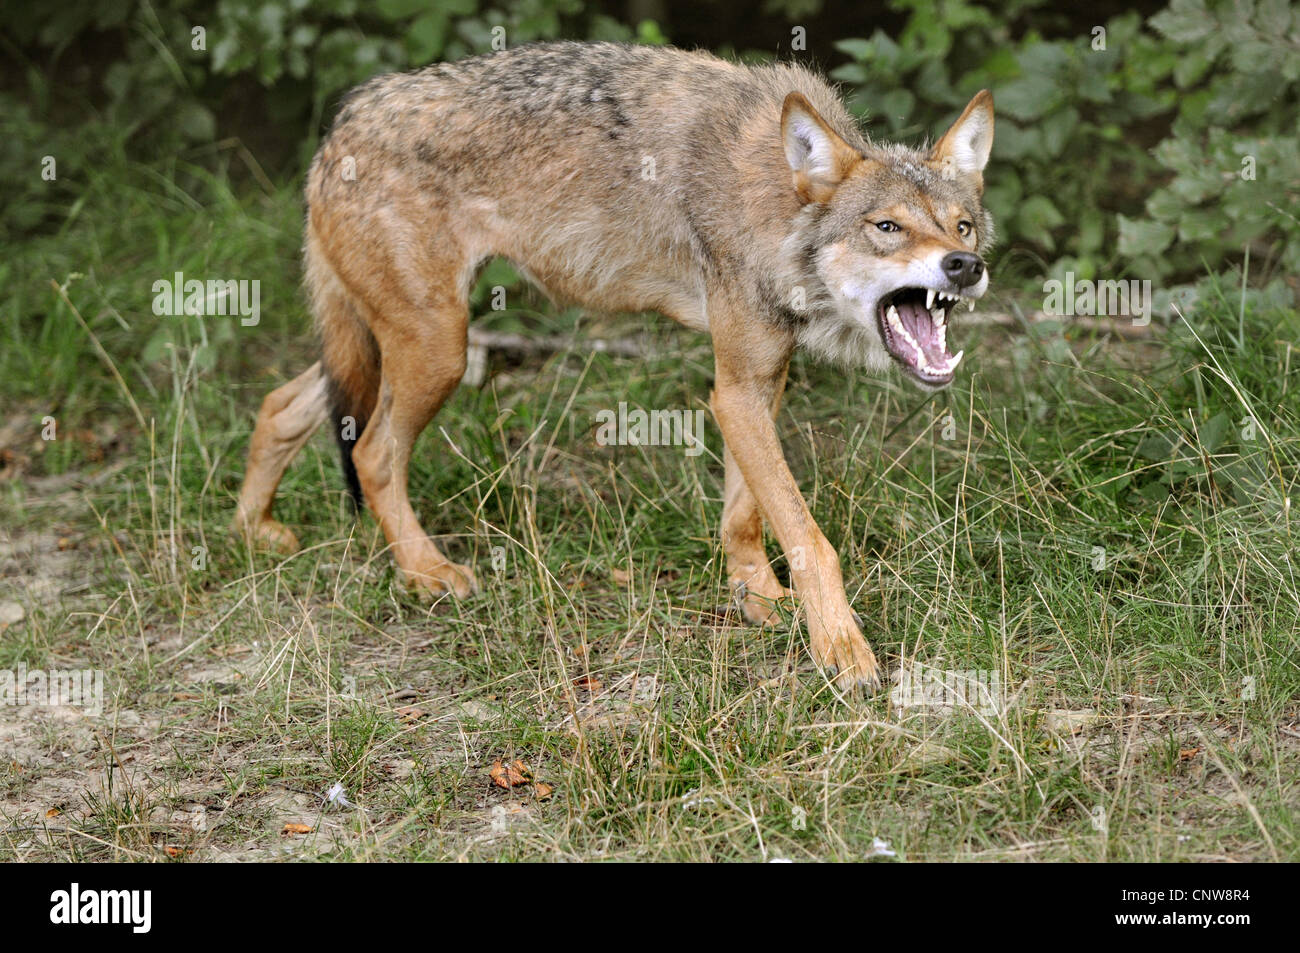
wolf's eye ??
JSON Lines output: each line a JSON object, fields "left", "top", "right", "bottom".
{"left": 875, "top": 220, "right": 901, "bottom": 233}
{"left": 956, "top": 220, "right": 973, "bottom": 237}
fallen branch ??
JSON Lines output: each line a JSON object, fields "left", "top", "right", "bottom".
{"left": 964, "top": 310, "right": 1157, "bottom": 338}
{"left": 462, "top": 309, "right": 1157, "bottom": 384}
{"left": 466, "top": 328, "right": 648, "bottom": 357}
{"left": 463, "top": 328, "right": 649, "bottom": 385}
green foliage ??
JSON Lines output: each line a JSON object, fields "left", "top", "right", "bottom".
{"left": 1, "top": 0, "right": 655, "bottom": 236}
{"left": 2, "top": 0, "right": 1296, "bottom": 292}
{"left": 1134, "top": 0, "right": 1300, "bottom": 283}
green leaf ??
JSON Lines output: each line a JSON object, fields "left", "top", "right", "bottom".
{"left": 1117, "top": 215, "right": 1175, "bottom": 257}
{"left": 829, "top": 63, "right": 869, "bottom": 84}
{"left": 1017, "top": 195, "right": 1066, "bottom": 248}
{"left": 990, "top": 121, "right": 1041, "bottom": 160}
{"left": 877, "top": 88, "right": 915, "bottom": 129}
{"left": 176, "top": 102, "right": 215, "bottom": 142}
{"left": 635, "top": 20, "right": 669, "bottom": 45}
{"left": 407, "top": 10, "right": 448, "bottom": 63}
{"left": 996, "top": 77, "right": 1059, "bottom": 121}
{"left": 1149, "top": 0, "right": 1214, "bottom": 44}
{"left": 1039, "top": 107, "right": 1079, "bottom": 157}
{"left": 1198, "top": 412, "right": 1233, "bottom": 452}
{"left": 376, "top": 0, "right": 429, "bottom": 20}
{"left": 834, "top": 38, "right": 874, "bottom": 61}
{"left": 1255, "top": 0, "right": 1292, "bottom": 35}
{"left": 1137, "top": 428, "right": 1180, "bottom": 461}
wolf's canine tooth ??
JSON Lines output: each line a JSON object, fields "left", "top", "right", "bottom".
{"left": 925, "top": 289, "right": 936, "bottom": 310}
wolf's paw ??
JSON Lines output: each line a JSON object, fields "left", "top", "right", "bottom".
{"left": 729, "top": 559, "right": 791, "bottom": 626}
{"left": 731, "top": 576, "right": 794, "bottom": 626}
{"left": 401, "top": 560, "right": 477, "bottom": 599}
{"left": 235, "top": 516, "right": 300, "bottom": 555}
{"left": 809, "top": 617, "right": 882, "bottom": 696}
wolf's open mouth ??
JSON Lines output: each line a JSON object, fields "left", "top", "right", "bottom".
{"left": 876, "top": 287, "right": 971, "bottom": 386}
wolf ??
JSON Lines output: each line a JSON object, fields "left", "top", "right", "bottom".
{"left": 233, "top": 41, "right": 995, "bottom": 694}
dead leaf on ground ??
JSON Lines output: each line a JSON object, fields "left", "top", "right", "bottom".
{"left": 534, "top": 782, "right": 554, "bottom": 800}
{"left": 163, "top": 845, "right": 190, "bottom": 858}
{"left": 212, "top": 643, "right": 252, "bottom": 658}
{"left": 490, "top": 759, "right": 533, "bottom": 788}
{"left": 1179, "top": 746, "right": 1201, "bottom": 761}
{"left": 282, "top": 822, "right": 313, "bottom": 835}
{"left": 396, "top": 705, "right": 427, "bottom": 723}
{"left": 610, "top": 566, "right": 631, "bottom": 585}
{"left": 573, "top": 675, "right": 603, "bottom": 693}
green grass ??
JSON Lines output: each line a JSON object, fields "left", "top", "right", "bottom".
{"left": 1, "top": 156, "right": 1298, "bottom": 862}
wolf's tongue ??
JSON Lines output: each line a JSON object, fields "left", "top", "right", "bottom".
{"left": 894, "top": 299, "right": 944, "bottom": 362}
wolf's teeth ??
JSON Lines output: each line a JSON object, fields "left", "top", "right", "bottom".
{"left": 967, "top": 299, "right": 975, "bottom": 312}
{"left": 926, "top": 289, "right": 936, "bottom": 310}
{"left": 947, "top": 350, "right": 965, "bottom": 370}
{"left": 934, "top": 308, "right": 945, "bottom": 326}
{"left": 938, "top": 322, "right": 947, "bottom": 351}
{"left": 887, "top": 305, "right": 923, "bottom": 355}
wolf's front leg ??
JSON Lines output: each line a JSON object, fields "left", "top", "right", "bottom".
{"left": 722, "top": 421, "right": 792, "bottom": 624}
{"left": 709, "top": 327, "right": 881, "bottom": 695}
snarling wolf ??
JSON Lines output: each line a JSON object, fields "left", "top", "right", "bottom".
{"left": 233, "top": 41, "right": 995, "bottom": 694}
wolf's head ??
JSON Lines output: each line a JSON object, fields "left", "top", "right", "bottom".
{"left": 781, "top": 90, "right": 994, "bottom": 388}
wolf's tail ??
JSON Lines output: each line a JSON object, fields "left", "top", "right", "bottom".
{"left": 307, "top": 232, "right": 379, "bottom": 511}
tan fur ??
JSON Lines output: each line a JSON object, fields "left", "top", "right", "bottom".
{"left": 234, "top": 42, "right": 997, "bottom": 694}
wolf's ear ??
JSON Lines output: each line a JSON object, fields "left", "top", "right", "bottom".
{"left": 781, "top": 92, "right": 860, "bottom": 204}
{"left": 929, "top": 90, "right": 994, "bottom": 179}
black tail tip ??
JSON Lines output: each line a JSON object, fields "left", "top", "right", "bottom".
{"left": 325, "top": 377, "right": 366, "bottom": 513}
{"left": 337, "top": 432, "right": 364, "bottom": 513}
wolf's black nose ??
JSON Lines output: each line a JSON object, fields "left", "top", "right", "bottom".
{"left": 941, "top": 251, "right": 985, "bottom": 288}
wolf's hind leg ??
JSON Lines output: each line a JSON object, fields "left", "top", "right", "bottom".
{"left": 233, "top": 361, "right": 330, "bottom": 553}
{"left": 350, "top": 297, "right": 476, "bottom": 598}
